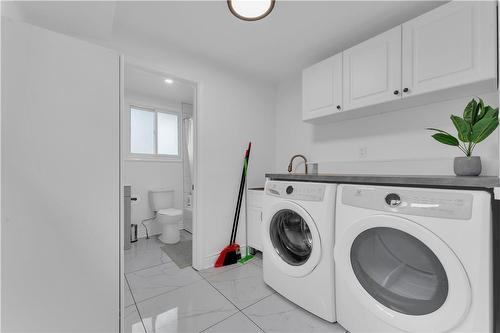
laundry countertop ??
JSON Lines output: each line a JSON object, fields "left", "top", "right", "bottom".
{"left": 265, "top": 173, "right": 500, "bottom": 190}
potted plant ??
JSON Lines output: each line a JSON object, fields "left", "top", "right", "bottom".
{"left": 427, "top": 98, "right": 499, "bottom": 176}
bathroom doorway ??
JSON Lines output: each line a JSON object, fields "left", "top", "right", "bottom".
{"left": 120, "top": 60, "right": 199, "bottom": 305}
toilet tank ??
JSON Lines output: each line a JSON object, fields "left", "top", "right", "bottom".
{"left": 149, "top": 189, "right": 174, "bottom": 212}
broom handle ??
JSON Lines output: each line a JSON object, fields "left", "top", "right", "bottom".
{"left": 233, "top": 157, "right": 248, "bottom": 244}
{"left": 229, "top": 163, "right": 246, "bottom": 244}
{"left": 244, "top": 171, "right": 248, "bottom": 256}
{"left": 230, "top": 143, "right": 251, "bottom": 244}
{"left": 231, "top": 147, "right": 250, "bottom": 244}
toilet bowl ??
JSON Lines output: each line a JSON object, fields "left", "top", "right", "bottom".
{"left": 149, "top": 189, "right": 183, "bottom": 244}
{"left": 157, "top": 208, "right": 183, "bottom": 244}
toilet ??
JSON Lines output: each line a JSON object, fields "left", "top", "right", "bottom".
{"left": 149, "top": 189, "right": 183, "bottom": 244}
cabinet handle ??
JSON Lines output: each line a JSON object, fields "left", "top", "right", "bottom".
{"left": 393, "top": 90, "right": 399, "bottom": 95}
{"left": 403, "top": 88, "right": 409, "bottom": 93}
{"left": 336, "top": 105, "right": 341, "bottom": 110}
{"left": 260, "top": 211, "right": 263, "bottom": 221}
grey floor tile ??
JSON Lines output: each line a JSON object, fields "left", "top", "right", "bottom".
{"left": 124, "top": 305, "right": 146, "bottom": 333}
{"left": 205, "top": 262, "right": 274, "bottom": 310}
{"left": 126, "top": 262, "right": 202, "bottom": 303}
{"left": 197, "top": 263, "right": 240, "bottom": 279}
{"left": 137, "top": 279, "right": 238, "bottom": 333}
{"left": 203, "top": 312, "right": 263, "bottom": 333}
{"left": 243, "top": 293, "right": 346, "bottom": 333}
{"left": 125, "top": 237, "right": 172, "bottom": 273}
{"left": 250, "top": 257, "right": 262, "bottom": 268}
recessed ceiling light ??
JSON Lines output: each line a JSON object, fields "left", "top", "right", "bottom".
{"left": 164, "top": 78, "right": 174, "bottom": 84}
{"left": 228, "top": 0, "right": 275, "bottom": 21}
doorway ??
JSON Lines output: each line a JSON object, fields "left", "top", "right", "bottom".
{"left": 120, "top": 60, "right": 199, "bottom": 330}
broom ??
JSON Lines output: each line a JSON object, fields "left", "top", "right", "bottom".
{"left": 214, "top": 142, "right": 251, "bottom": 267}
{"left": 238, "top": 173, "right": 254, "bottom": 265}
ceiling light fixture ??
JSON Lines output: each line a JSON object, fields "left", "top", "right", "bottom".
{"left": 164, "top": 78, "right": 174, "bottom": 84}
{"left": 228, "top": 0, "right": 275, "bottom": 21}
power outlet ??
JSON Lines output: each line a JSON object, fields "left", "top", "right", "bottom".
{"left": 359, "top": 146, "right": 368, "bottom": 159}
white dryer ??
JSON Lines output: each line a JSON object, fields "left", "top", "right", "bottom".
{"left": 334, "top": 184, "right": 492, "bottom": 332}
{"left": 262, "top": 180, "right": 336, "bottom": 322}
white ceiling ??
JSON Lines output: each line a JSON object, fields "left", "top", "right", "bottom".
{"left": 3, "top": 1, "right": 446, "bottom": 83}
{"left": 2, "top": 1, "right": 117, "bottom": 41}
{"left": 125, "top": 64, "right": 195, "bottom": 104}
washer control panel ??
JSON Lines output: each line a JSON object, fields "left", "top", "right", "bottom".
{"left": 342, "top": 185, "right": 474, "bottom": 220}
{"left": 266, "top": 181, "right": 325, "bottom": 201}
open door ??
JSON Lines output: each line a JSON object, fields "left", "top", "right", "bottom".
{"left": 2, "top": 19, "right": 120, "bottom": 332}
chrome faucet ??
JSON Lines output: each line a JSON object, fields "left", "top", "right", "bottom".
{"left": 288, "top": 154, "right": 308, "bottom": 174}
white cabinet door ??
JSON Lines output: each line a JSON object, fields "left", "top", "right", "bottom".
{"left": 343, "top": 26, "right": 402, "bottom": 110}
{"left": 246, "top": 190, "right": 263, "bottom": 251}
{"left": 302, "top": 53, "right": 342, "bottom": 120}
{"left": 402, "top": 1, "right": 496, "bottom": 97}
{"left": 2, "top": 19, "right": 119, "bottom": 332}
{"left": 247, "top": 206, "right": 263, "bottom": 251}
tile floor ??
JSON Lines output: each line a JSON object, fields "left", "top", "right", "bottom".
{"left": 124, "top": 235, "right": 347, "bottom": 333}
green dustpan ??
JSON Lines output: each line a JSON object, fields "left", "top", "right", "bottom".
{"left": 239, "top": 249, "right": 254, "bottom": 264}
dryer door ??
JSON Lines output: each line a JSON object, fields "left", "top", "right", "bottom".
{"left": 263, "top": 201, "right": 321, "bottom": 277}
{"left": 334, "top": 215, "right": 471, "bottom": 332}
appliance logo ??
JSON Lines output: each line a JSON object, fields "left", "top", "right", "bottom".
{"left": 385, "top": 193, "right": 402, "bottom": 207}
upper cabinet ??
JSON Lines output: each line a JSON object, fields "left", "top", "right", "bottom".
{"left": 303, "top": 1, "right": 497, "bottom": 123}
{"left": 343, "top": 27, "right": 402, "bottom": 111}
{"left": 302, "top": 53, "right": 342, "bottom": 121}
{"left": 402, "top": 1, "right": 496, "bottom": 97}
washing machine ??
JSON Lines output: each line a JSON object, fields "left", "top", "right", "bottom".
{"left": 334, "top": 184, "right": 492, "bottom": 332}
{"left": 262, "top": 180, "right": 337, "bottom": 322}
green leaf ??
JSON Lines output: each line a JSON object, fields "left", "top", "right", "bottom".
{"left": 426, "top": 128, "right": 455, "bottom": 136}
{"left": 463, "top": 99, "right": 478, "bottom": 124}
{"left": 482, "top": 106, "right": 499, "bottom": 119}
{"left": 431, "top": 133, "right": 459, "bottom": 146}
{"left": 475, "top": 98, "right": 485, "bottom": 123}
{"left": 471, "top": 116, "right": 499, "bottom": 143}
{"left": 450, "top": 115, "right": 471, "bottom": 142}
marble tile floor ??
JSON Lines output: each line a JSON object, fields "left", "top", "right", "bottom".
{"left": 124, "top": 235, "right": 347, "bottom": 333}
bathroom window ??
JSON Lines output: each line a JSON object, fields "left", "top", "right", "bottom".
{"left": 129, "top": 106, "right": 181, "bottom": 160}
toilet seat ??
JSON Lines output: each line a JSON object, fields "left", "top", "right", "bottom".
{"left": 158, "top": 208, "right": 182, "bottom": 217}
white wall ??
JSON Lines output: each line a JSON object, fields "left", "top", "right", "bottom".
{"left": 274, "top": 73, "right": 499, "bottom": 176}
{"left": 108, "top": 36, "right": 276, "bottom": 269}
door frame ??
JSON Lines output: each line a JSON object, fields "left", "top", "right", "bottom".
{"left": 119, "top": 55, "right": 201, "bottom": 331}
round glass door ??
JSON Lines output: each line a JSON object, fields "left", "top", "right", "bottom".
{"left": 269, "top": 209, "right": 313, "bottom": 266}
{"left": 350, "top": 227, "right": 449, "bottom": 316}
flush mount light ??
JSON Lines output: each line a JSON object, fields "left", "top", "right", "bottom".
{"left": 164, "top": 78, "right": 174, "bottom": 84}
{"left": 228, "top": 0, "right": 275, "bottom": 21}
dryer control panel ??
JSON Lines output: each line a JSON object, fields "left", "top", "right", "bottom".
{"left": 266, "top": 181, "right": 325, "bottom": 201}
{"left": 342, "top": 185, "right": 474, "bottom": 220}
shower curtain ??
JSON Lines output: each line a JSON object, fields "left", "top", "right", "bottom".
{"left": 183, "top": 117, "right": 194, "bottom": 192}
